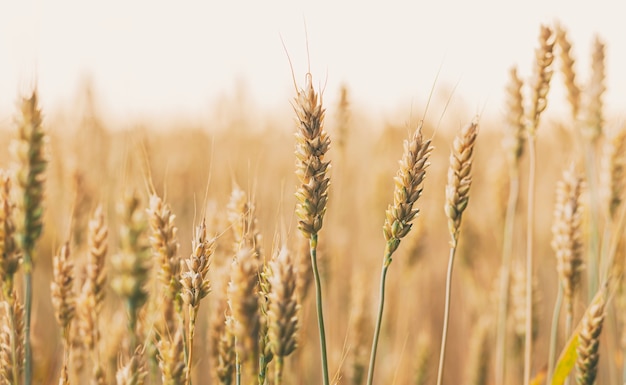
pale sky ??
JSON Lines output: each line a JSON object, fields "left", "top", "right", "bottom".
{"left": 0, "top": 0, "right": 623, "bottom": 124}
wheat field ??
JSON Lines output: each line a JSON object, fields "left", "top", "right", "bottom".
{"left": 0, "top": 22, "right": 623, "bottom": 385}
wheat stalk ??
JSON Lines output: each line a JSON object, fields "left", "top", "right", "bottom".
{"left": 437, "top": 117, "right": 479, "bottom": 385}
{"left": 368, "top": 121, "right": 433, "bottom": 385}
{"left": 12, "top": 90, "right": 47, "bottom": 385}
{"left": 293, "top": 72, "right": 332, "bottom": 385}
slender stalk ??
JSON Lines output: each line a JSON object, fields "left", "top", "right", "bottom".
{"left": 564, "top": 310, "right": 573, "bottom": 385}
{"left": 366, "top": 255, "right": 390, "bottom": 385}
{"left": 310, "top": 234, "right": 330, "bottom": 385}
{"left": 547, "top": 284, "right": 563, "bottom": 382}
{"left": 524, "top": 136, "right": 537, "bottom": 385}
{"left": 495, "top": 166, "right": 520, "bottom": 385}
{"left": 436, "top": 246, "right": 458, "bottom": 385}
{"left": 186, "top": 306, "right": 198, "bottom": 385}
{"left": 23, "top": 258, "right": 32, "bottom": 385}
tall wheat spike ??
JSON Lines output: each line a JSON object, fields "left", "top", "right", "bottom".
{"left": 293, "top": 72, "right": 332, "bottom": 385}
{"left": 12, "top": 90, "right": 47, "bottom": 385}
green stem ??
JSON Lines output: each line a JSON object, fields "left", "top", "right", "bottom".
{"left": 547, "top": 284, "right": 563, "bottom": 382}
{"left": 523, "top": 135, "right": 537, "bottom": 385}
{"left": 366, "top": 252, "right": 391, "bottom": 385}
{"left": 310, "top": 233, "right": 330, "bottom": 385}
{"left": 495, "top": 166, "right": 520, "bottom": 385}
{"left": 436, "top": 244, "right": 458, "bottom": 385}
{"left": 23, "top": 253, "right": 32, "bottom": 385}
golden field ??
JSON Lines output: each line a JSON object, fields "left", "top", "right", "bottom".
{"left": 0, "top": 23, "right": 622, "bottom": 385}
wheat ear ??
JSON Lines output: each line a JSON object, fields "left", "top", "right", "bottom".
{"left": 51, "top": 242, "right": 75, "bottom": 384}
{"left": 576, "top": 288, "right": 607, "bottom": 385}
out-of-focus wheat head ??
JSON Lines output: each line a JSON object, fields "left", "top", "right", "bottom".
{"left": 0, "top": 293, "right": 24, "bottom": 384}
{"left": 11, "top": 90, "right": 47, "bottom": 255}
{"left": 0, "top": 173, "right": 20, "bottom": 297}
{"left": 227, "top": 247, "right": 260, "bottom": 365}
{"left": 444, "top": 118, "right": 479, "bottom": 246}
{"left": 51, "top": 242, "right": 75, "bottom": 338}
{"left": 583, "top": 36, "right": 606, "bottom": 142}
{"left": 267, "top": 246, "right": 299, "bottom": 358}
{"left": 527, "top": 25, "right": 555, "bottom": 135}
{"left": 156, "top": 329, "right": 186, "bottom": 385}
{"left": 502, "top": 67, "right": 525, "bottom": 168}
{"left": 600, "top": 125, "right": 626, "bottom": 220}
{"left": 115, "top": 346, "right": 146, "bottom": 385}
{"left": 383, "top": 122, "right": 433, "bottom": 259}
{"left": 111, "top": 192, "right": 151, "bottom": 311}
{"left": 555, "top": 23, "right": 582, "bottom": 120}
{"left": 551, "top": 165, "right": 585, "bottom": 312}
{"left": 576, "top": 288, "right": 607, "bottom": 385}
{"left": 147, "top": 194, "right": 181, "bottom": 303}
{"left": 294, "top": 74, "right": 331, "bottom": 240}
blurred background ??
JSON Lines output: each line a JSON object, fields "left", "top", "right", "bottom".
{"left": 0, "top": 1, "right": 624, "bottom": 384}
{"left": 0, "top": 0, "right": 624, "bottom": 125}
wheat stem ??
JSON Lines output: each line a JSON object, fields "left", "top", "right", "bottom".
{"left": 436, "top": 246, "right": 458, "bottom": 385}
